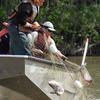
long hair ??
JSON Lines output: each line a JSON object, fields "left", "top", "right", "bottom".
{"left": 16, "top": 2, "right": 33, "bottom": 25}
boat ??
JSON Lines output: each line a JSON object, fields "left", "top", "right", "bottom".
{"left": 0, "top": 38, "right": 95, "bottom": 100}
{"left": 0, "top": 54, "right": 94, "bottom": 100}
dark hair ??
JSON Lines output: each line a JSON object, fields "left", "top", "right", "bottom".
{"left": 16, "top": 2, "right": 33, "bottom": 25}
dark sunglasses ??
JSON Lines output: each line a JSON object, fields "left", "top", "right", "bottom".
{"left": 41, "top": 25, "right": 53, "bottom": 32}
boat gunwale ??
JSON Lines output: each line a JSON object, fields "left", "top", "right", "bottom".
{"left": 0, "top": 55, "right": 81, "bottom": 71}
{"left": 0, "top": 55, "right": 64, "bottom": 66}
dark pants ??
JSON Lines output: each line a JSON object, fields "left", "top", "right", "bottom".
{"left": 0, "top": 33, "right": 9, "bottom": 54}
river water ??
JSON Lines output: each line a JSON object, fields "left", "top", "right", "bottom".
{"left": 70, "top": 56, "right": 100, "bottom": 99}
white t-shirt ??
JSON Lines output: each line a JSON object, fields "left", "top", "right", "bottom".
{"left": 27, "top": 31, "right": 38, "bottom": 47}
{"left": 27, "top": 31, "right": 58, "bottom": 53}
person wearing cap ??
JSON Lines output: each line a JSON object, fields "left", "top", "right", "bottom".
{"left": 27, "top": 21, "right": 67, "bottom": 60}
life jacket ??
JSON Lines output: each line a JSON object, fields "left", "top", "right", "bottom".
{"left": 0, "top": 28, "right": 9, "bottom": 38}
{"left": 34, "top": 32, "right": 46, "bottom": 51}
{"left": 34, "top": 28, "right": 51, "bottom": 52}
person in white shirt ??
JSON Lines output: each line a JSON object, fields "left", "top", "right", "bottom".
{"left": 28, "top": 21, "right": 68, "bottom": 60}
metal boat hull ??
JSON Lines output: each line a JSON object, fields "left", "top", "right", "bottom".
{"left": 0, "top": 55, "right": 93, "bottom": 100}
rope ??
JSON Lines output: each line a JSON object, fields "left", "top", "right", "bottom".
{"left": 62, "top": 61, "right": 75, "bottom": 81}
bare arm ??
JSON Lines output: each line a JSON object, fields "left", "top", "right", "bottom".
{"left": 49, "top": 37, "right": 68, "bottom": 60}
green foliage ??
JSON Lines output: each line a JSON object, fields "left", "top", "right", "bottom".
{"left": 38, "top": 1, "right": 100, "bottom": 50}
{"left": 0, "top": 7, "right": 7, "bottom": 21}
{"left": 0, "top": 7, "right": 7, "bottom": 29}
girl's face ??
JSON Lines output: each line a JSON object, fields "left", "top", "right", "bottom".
{"left": 39, "top": 0, "right": 44, "bottom": 6}
{"left": 32, "top": 0, "right": 44, "bottom": 6}
{"left": 27, "top": 12, "right": 34, "bottom": 23}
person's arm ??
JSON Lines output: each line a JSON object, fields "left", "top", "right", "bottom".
{"left": 24, "top": 21, "right": 40, "bottom": 30}
{"left": 28, "top": 31, "right": 43, "bottom": 55}
{"left": 49, "top": 37, "right": 68, "bottom": 60}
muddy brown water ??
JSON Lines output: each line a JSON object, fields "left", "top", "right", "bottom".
{"left": 70, "top": 56, "right": 100, "bottom": 99}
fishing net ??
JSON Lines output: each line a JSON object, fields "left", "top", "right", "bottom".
{"left": 32, "top": 52, "right": 95, "bottom": 100}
